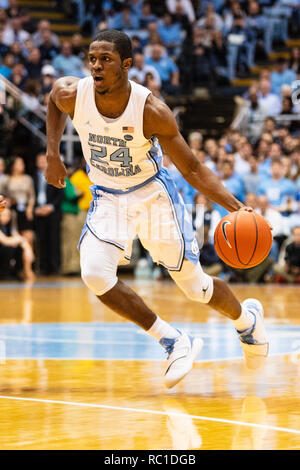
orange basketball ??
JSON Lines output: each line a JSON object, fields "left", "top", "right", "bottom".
{"left": 214, "top": 211, "right": 273, "bottom": 269}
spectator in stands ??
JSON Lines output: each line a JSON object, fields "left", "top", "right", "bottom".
{"left": 40, "top": 64, "right": 57, "bottom": 95}
{"left": 107, "top": 5, "right": 140, "bottom": 31}
{"left": 25, "top": 47, "right": 42, "bottom": 79}
{"left": 245, "top": 0, "right": 273, "bottom": 56}
{"left": 0, "top": 7, "right": 9, "bottom": 30}
{"left": 32, "top": 20, "right": 60, "bottom": 48}
{"left": 0, "top": 51, "right": 14, "bottom": 77}
{"left": 145, "top": 43, "right": 180, "bottom": 95}
{"left": 171, "top": 2, "right": 192, "bottom": 36}
{"left": 289, "top": 46, "right": 300, "bottom": 75}
{"left": 9, "top": 40, "right": 25, "bottom": 63}
{"left": 129, "top": 52, "right": 161, "bottom": 87}
{"left": 71, "top": 33, "right": 86, "bottom": 61}
{"left": 263, "top": 116, "right": 276, "bottom": 134}
{"left": 270, "top": 57, "right": 296, "bottom": 97}
{"left": 196, "top": 3, "right": 223, "bottom": 31}
{"left": 38, "top": 28, "right": 60, "bottom": 63}
{"left": 277, "top": 96, "right": 299, "bottom": 135}
{"left": 188, "top": 130, "right": 203, "bottom": 149}
{"left": 0, "top": 29, "right": 8, "bottom": 57}
{"left": 131, "top": 35, "right": 143, "bottom": 55}
{"left": 234, "top": 140, "right": 252, "bottom": 175}
{"left": 33, "top": 152, "right": 63, "bottom": 275}
{"left": 22, "top": 37, "right": 34, "bottom": 60}
{"left": 231, "top": 86, "right": 267, "bottom": 143}
{"left": 226, "top": 13, "right": 254, "bottom": 81}
{"left": 2, "top": 16, "right": 29, "bottom": 46}
{"left": 140, "top": 2, "right": 157, "bottom": 29}
{"left": 257, "top": 194, "right": 288, "bottom": 261}
{"left": 259, "top": 141, "right": 282, "bottom": 176}
{"left": 258, "top": 78, "right": 282, "bottom": 117}
{"left": 8, "top": 61, "right": 27, "bottom": 89}
{"left": 5, "top": 155, "right": 35, "bottom": 248}
{"left": 274, "top": 226, "right": 300, "bottom": 283}
{"left": 204, "top": 138, "right": 219, "bottom": 172}
{"left": 5, "top": 0, "right": 34, "bottom": 33}
{"left": 0, "top": 207, "right": 35, "bottom": 281}
{"left": 257, "top": 159, "right": 296, "bottom": 215}
{"left": 243, "top": 155, "right": 263, "bottom": 194}
{"left": 158, "top": 12, "right": 182, "bottom": 57}
{"left": 52, "top": 41, "right": 85, "bottom": 78}
{"left": 166, "top": 0, "right": 196, "bottom": 24}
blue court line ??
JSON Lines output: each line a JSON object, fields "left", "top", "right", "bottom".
{"left": 0, "top": 322, "right": 299, "bottom": 361}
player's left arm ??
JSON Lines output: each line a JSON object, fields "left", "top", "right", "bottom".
{"left": 144, "top": 96, "right": 249, "bottom": 213}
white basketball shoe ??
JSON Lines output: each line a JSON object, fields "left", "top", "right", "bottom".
{"left": 236, "top": 299, "right": 269, "bottom": 370}
{"left": 160, "top": 332, "right": 203, "bottom": 388}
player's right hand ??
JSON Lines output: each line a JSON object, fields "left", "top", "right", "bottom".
{"left": 45, "top": 155, "right": 67, "bottom": 189}
{"left": 0, "top": 195, "right": 7, "bottom": 214}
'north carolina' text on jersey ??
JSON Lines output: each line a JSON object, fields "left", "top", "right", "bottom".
{"left": 72, "top": 77, "right": 163, "bottom": 191}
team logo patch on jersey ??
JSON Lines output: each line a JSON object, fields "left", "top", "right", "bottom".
{"left": 122, "top": 126, "right": 134, "bottom": 133}
{"left": 124, "top": 134, "right": 133, "bottom": 141}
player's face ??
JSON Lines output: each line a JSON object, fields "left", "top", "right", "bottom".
{"left": 88, "top": 41, "right": 131, "bottom": 95}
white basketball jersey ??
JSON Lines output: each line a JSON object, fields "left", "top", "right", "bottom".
{"left": 72, "top": 77, "right": 163, "bottom": 191}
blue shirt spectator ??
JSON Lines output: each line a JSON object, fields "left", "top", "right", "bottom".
{"left": 257, "top": 160, "right": 296, "bottom": 209}
{"left": 145, "top": 44, "right": 179, "bottom": 83}
{"left": 52, "top": 41, "right": 85, "bottom": 78}
{"left": 107, "top": 6, "right": 140, "bottom": 31}
{"left": 243, "top": 156, "right": 265, "bottom": 194}
{"left": 157, "top": 13, "right": 182, "bottom": 55}
{"left": 215, "top": 161, "right": 245, "bottom": 218}
{"left": 270, "top": 57, "right": 296, "bottom": 96}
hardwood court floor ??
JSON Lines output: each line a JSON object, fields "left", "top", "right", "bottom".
{"left": 0, "top": 277, "right": 299, "bottom": 450}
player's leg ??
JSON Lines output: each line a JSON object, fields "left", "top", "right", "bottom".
{"left": 80, "top": 231, "right": 186, "bottom": 383}
{"left": 169, "top": 260, "right": 269, "bottom": 369}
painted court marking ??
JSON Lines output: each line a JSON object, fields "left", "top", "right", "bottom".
{"left": 0, "top": 395, "right": 299, "bottom": 437}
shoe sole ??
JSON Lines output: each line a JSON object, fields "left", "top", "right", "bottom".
{"left": 165, "top": 337, "right": 204, "bottom": 389}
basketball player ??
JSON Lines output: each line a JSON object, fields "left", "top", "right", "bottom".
{"left": 45, "top": 30, "right": 268, "bottom": 388}
{"left": 0, "top": 196, "right": 6, "bottom": 214}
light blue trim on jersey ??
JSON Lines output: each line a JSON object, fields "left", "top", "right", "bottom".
{"left": 86, "top": 163, "right": 90, "bottom": 175}
{"left": 154, "top": 167, "right": 199, "bottom": 271}
{"left": 147, "top": 137, "right": 163, "bottom": 173}
{"left": 77, "top": 199, "right": 130, "bottom": 258}
{"left": 90, "top": 172, "right": 158, "bottom": 195}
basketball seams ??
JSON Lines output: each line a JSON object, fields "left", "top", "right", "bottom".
{"left": 214, "top": 224, "right": 241, "bottom": 269}
{"left": 234, "top": 212, "right": 247, "bottom": 266}
{"left": 245, "top": 212, "right": 259, "bottom": 266}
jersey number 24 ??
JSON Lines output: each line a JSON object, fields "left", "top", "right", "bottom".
{"left": 91, "top": 147, "right": 132, "bottom": 168}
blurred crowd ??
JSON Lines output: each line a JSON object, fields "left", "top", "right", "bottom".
{"left": 0, "top": 0, "right": 299, "bottom": 284}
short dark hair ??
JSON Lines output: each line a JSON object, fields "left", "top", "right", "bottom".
{"left": 91, "top": 30, "right": 133, "bottom": 61}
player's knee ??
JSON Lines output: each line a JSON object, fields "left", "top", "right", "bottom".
{"left": 81, "top": 266, "right": 117, "bottom": 296}
{"left": 170, "top": 261, "right": 214, "bottom": 304}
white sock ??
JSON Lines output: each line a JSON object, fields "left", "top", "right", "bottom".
{"left": 147, "top": 316, "right": 180, "bottom": 341}
{"left": 233, "top": 305, "right": 255, "bottom": 331}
